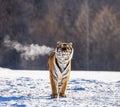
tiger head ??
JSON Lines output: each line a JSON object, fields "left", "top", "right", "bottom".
{"left": 55, "top": 41, "right": 74, "bottom": 61}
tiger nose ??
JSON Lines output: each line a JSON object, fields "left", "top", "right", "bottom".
{"left": 62, "top": 47, "right": 67, "bottom": 51}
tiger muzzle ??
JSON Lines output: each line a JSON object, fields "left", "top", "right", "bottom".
{"left": 62, "top": 47, "right": 68, "bottom": 52}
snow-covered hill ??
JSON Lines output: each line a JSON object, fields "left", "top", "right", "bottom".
{"left": 0, "top": 67, "right": 120, "bottom": 107}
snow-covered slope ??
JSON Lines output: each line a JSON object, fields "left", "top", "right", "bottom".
{"left": 0, "top": 67, "right": 120, "bottom": 107}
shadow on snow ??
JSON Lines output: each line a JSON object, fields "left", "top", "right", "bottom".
{"left": 0, "top": 96, "right": 25, "bottom": 101}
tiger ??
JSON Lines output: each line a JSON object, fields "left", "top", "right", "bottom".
{"left": 48, "top": 41, "right": 74, "bottom": 98}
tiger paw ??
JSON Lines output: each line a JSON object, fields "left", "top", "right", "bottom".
{"left": 59, "top": 93, "right": 67, "bottom": 98}
{"left": 51, "top": 94, "right": 58, "bottom": 98}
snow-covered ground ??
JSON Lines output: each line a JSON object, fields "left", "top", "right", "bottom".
{"left": 0, "top": 67, "right": 120, "bottom": 107}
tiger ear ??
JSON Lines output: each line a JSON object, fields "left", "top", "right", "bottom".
{"left": 69, "top": 42, "right": 73, "bottom": 46}
{"left": 57, "top": 41, "right": 62, "bottom": 45}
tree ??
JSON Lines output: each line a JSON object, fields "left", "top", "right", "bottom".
{"left": 90, "top": 6, "right": 120, "bottom": 70}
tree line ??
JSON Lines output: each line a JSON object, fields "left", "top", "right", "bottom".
{"left": 0, "top": 0, "right": 120, "bottom": 71}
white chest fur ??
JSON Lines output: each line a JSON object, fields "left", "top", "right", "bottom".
{"left": 53, "top": 59, "right": 70, "bottom": 93}
{"left": 53, "top": 59, "right": 70, "bottom": 82}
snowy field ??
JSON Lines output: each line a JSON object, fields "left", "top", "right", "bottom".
{"left": 0, "top": 67, "right": 120, "bottom": 107}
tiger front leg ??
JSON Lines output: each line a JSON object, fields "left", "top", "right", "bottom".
{"left": 59, "top": 79, "right": 69, "bottom": 97}
{"left": 50, "top": 74, "right": 59, "bottom": 98}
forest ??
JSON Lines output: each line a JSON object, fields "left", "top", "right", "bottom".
{"left": 0, "top": 0, "right": 120, "bottom": 71}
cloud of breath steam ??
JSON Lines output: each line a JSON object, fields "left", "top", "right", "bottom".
{"left": 4, "top": 36, "right": 54, "bottom": 60}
